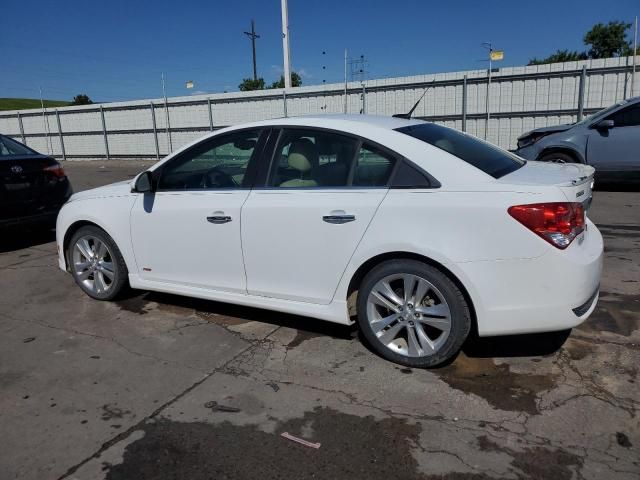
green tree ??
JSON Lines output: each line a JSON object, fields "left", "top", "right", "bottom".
{"left": 70, "top": 94, "right": 93, "bottom": 105}
{"left": 528, "top": 49, "right": 587, "bottom": 65}
{"left": 583, "top": 21, "right": 632, "bottom": 58}
{"left": 269, "top": 72, "right": 302, "bottom": 89}
{"left": 238, "top": 78, "right": 266, "bottom": 91}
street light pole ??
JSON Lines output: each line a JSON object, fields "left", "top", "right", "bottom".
{"left": 244, "top": 20, "right": 260, "bottom": 82}
{"left": 161, "top": 72, "right": 172, "bottom": 152}
{"left": 632, "top": 15, "right": 638, "bottom": 97}
{"left": 281, "top": 0, "right": 292, "bottom": 89}
{"left": 344, "top": 49, "right": 348, "bottom": 113}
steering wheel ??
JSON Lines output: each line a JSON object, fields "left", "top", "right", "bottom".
{"left": 203, "top": 167, "right": 236, "bottom": 188}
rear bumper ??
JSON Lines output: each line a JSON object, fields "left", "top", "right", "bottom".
{"left": 458, "top": 219, "right": 603, "bottom": 336}
{"left": 0, "top": 208, "right": 61, "bottom": 229}
{"left": 1, "top": 179, "right": 72, "bottom": 229}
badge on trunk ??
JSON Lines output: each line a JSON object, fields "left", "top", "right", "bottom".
{"left": 10, "top": 165, "right": 23, "bottom": 174}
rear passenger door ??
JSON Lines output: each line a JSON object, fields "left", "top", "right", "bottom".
{"left": 241, "top": 128, "right": 396, "bottom": 304}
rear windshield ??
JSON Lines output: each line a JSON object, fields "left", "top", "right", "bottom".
{"left": 395, "top": 123, "right": 524, "bottom": 179}
{"left": 0, "top": 135, "right": 37, "bottom": 157}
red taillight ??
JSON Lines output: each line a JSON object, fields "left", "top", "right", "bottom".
{"left": 44, "top": 162, "right": 66, "bottom": 178}
{"left": 508, "top": 202, "right": 585, "bottom": 249}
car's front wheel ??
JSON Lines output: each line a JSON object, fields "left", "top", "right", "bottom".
{"left": 68, "top": 225, "right": 128, "bottom": 300}
{"left": 357, "top": 260, "right": 471, "bottom": 368}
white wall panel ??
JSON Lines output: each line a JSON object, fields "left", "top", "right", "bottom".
{"left": 1, "top": 56, "right": 635, "bottom": 156}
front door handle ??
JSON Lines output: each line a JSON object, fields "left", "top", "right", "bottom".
{"left": 323, "top": 213, "right": 356, "bottom": 224}
{"left": 207, "top": 212, "right": 232, "bottom": 224}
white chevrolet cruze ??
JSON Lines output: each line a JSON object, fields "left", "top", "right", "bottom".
{"left": 56, "top": 115, "right": 603, "bottom": 367}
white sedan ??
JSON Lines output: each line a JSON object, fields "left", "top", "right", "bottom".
{"left": 56, "top": 115, "right": 603, "bottom": 368}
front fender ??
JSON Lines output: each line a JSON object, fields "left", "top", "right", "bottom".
{"left": 56, "top": 196, "right": 138, "bottom": 273}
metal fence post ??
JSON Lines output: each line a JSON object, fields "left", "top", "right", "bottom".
{"left": 55, "top": 109, "right": 66, "bottom": 161}
{"left": 164, "top": 100, "right": 173, "bottom": 153}
{"left": 361, "top": 84, "right": 366, "bottom": 114}
{"left": 150, "top": 102, "right": 160, "bottom": 161}
{"left": 462, "top": 75, "right": 468, "bottom": 132}
{"left": 207, "top": 98, "right": 214, "bottom": 131}
{"left": 99, "top": 105, "right": 110, "bottom": 160}
{"left": 283, "top": 91, "right": 288, "bottom": 117}
{"left": 577, "top": 65, "right": 587, "bottom": 122}
{"left": 17, "top": 112, "right": 26, "bottom": 145}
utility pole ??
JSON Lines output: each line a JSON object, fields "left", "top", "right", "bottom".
{"left": 281, "top": 0, "right": 292, "bottom": 89}
{"left": 244, "top": 20, "right": 260, "bottom": 81}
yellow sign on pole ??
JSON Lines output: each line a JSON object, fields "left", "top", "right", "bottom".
{"left": 490, "top": 50, "right": 504, "bottom": 61}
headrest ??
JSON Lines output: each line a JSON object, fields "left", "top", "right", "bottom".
{"left": 287, "top": 138, "right": 319, "bottom": 172}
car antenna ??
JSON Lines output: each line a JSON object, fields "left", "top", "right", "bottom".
{"left": 393, "top": 80, "right": 435, "bottom": 119}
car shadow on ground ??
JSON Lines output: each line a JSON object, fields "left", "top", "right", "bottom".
{"left": 0, "top": 227, "right": 56, "bottom": 254}
{"left": 118, "top": 289, "right": 571, "bottom": 364}
{"left": 461, "top": 329, "right": 571, "bottom": 359}
{"left": 595, "top": 181, "right": 640, "bottom": 192}
{"left": 116, "top": 290, "right": 358, "bottom": 342}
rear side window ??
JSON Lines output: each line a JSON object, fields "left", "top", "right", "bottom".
{"left": 0, "top": 135, "right": 36, "bottom": 156}
{"left": 269, "top": 129, "right": 358, "bottom": 188}
{"left": 396, "top": 123, "right": 524, "bottom": 179}
{"left": 353, "top": 144, "right": 395, "bottom": 186}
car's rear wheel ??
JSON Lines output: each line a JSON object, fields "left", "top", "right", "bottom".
{"left": 357, "top": 260, "right": 471, "bottom": 368}
{"left": 68, "top": 226, "right": 128, "bottom": 300}
{"left": 538, "top": 152, "right": 577, "bottom": 164}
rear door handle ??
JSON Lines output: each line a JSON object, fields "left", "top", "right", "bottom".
{"left": 323, "top": 213, "right": 356, "bottom": 224}
{"left": 207, "top": 212, "right": 232, "bottom": 224}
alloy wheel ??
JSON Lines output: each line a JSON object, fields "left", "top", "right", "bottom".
{"left": 72, "top": 235, "right": 116, "bottom": 295}
{"left": 366, "top": 273, "right": 452, "bottom": 357}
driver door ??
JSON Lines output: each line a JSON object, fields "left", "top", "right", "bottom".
{"left": 130, "top": 128, "right": 265, "bottom": 292}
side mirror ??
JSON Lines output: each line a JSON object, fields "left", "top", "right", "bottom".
{"left": 594, "top": 119, "right": 614, "bottom": 130}
{"left": 133, "top": 171, "right": 154, "bottom": 193}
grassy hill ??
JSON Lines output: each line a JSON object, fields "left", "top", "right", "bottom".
{"left": 0, "top": 98, "right": 72, "bottom": 111}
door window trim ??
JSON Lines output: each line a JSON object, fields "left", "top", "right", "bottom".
{"left": 152, "top": 127, "right": 269, "bottom": 192}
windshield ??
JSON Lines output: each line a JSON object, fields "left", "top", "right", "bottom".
{"left": 575, "top": 100, "right": 629, "bottom": 125}
{"left": 0, "top": 135, "right": 38, "bottom": 157}
{"left": 395, "top": 123, "right": 524, "bottom": 179}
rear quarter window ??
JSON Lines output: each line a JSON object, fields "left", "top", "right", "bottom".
{"left": 396, "top": 123, "right": 524, "bottom": 179}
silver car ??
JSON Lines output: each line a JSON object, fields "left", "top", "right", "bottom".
{"left": 515, "top": 97, "right": 640, "bottom": 182}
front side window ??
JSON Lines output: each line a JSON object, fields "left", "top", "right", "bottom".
{"left": 158, "top": 129, "right": 261, "bottom": 190}
{"left": 608, "top": 105, "right": 640, "bottom": 127}
{"left": 269, "top": 129, "right": 358, "bottom": 187}
{"left": 396, "top": 123, "right": 524, "bottom": 179}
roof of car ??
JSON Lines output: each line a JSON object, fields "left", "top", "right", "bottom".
{"left": 253, "top": 114, "right": 426, "bottom": 130}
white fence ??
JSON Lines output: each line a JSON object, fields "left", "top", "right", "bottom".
{"left": 0, "top": 55, "right": 638, "bottom": 158}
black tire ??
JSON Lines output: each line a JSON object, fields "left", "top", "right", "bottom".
{"left": 68, "top": 225, "right": 129, "bottom": 301}
{"left": 357, "top": 260, "right": 471, "bottom": 368}
{"left": 538, "top": 151, "right": 577, "bottom": 164}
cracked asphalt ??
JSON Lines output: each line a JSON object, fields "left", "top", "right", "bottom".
{"left": 0, "top": 160, "right": 638, "bottom": 480}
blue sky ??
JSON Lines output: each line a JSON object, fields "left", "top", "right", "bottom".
{"left": 2, "top": 0, "right": 638, "bottom": 102}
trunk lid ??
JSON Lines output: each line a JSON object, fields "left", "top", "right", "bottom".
{"left": 498, "top": 160, "right": 594, "bottom": 207}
